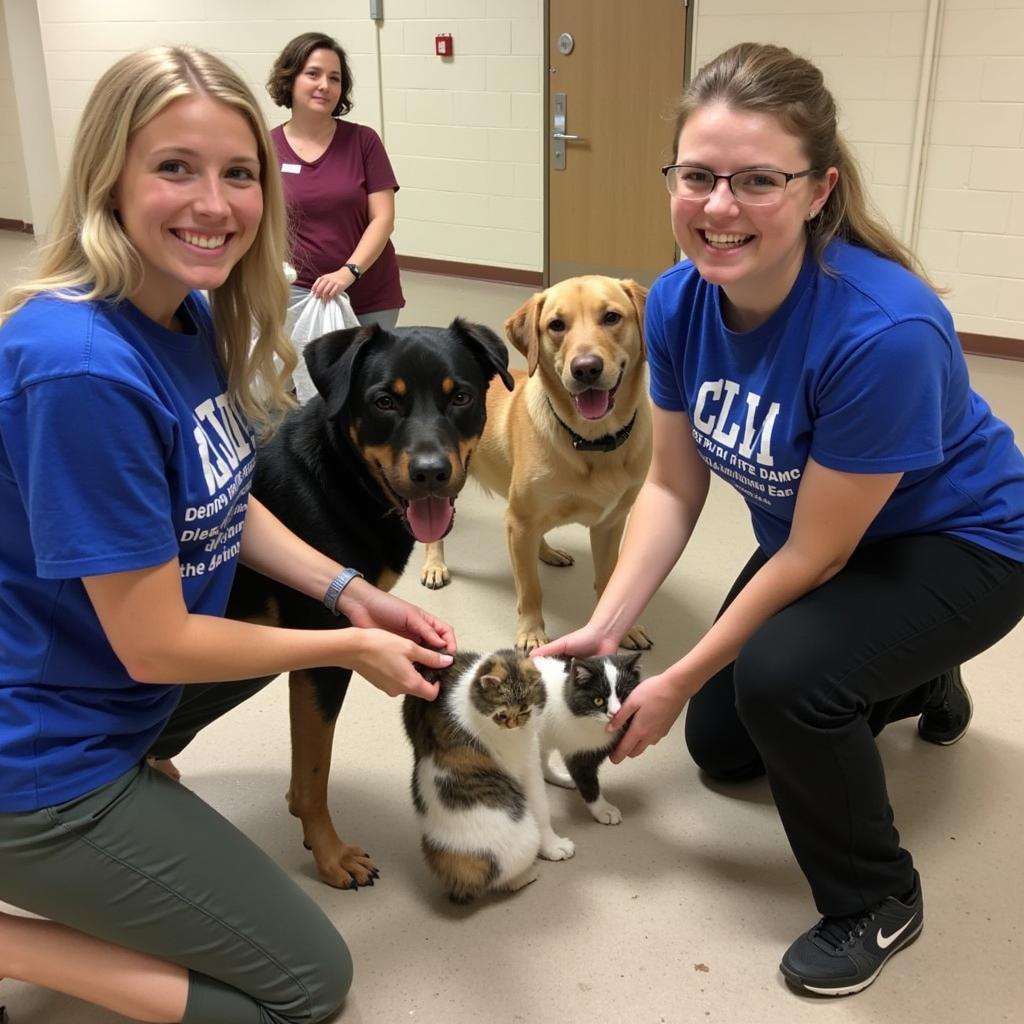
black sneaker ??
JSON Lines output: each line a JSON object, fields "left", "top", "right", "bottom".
{"left": 918, "top": 666, "right": 973, "bottom": 745}
{"left": 780, "top": 874, "right": 924, "bottom": 996}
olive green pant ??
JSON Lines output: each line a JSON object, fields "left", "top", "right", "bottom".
{"left": 0, "top": 764, "right": 351, "bottom": 1023}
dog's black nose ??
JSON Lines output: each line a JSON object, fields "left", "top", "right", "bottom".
{"left": 570, "top": 354, "right": 604, "bottom": 384}
{"left": 409, "top": 453, "right": 452, "bottom": 486}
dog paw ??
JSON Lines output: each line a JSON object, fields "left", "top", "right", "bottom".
{"left": 515, "top": 628, "right": 549, "bottom": 654}
{"left": 540, "top": 540, "right": 574, "bottom": 567}
{"left": 621, "top": 624, "right": 653, "bottom": 650}
{"left": 588, "top": 799, "right": 622, "bottom": 825}
{"left": 420, "top": 564, "right": 451, "bottom": 589}
{"left": 539, "top": 835, "right": 575, "bottom": 861}
{"left": 310, "top": 839, "right": 380, "bottom": 890}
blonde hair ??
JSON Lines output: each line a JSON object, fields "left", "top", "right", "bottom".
{"left": 674, "top": 43, "right": 937, "bottom": 288}
{"left": 0, "top": 46, "right": 296, "bottom": 431}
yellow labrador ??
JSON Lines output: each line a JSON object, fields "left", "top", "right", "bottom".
{"left": 422, "top": 276, "right": 653, "bottom": 652}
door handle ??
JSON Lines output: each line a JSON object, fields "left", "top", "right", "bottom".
{"left": 552, "top": 93, "right": 581, "bottom": 170}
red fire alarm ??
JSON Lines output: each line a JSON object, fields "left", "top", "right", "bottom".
{"left": 435, "top": 33, "right": 453, "bottom": 57}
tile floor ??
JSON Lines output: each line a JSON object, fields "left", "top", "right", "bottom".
{"left": 1, "top": 230, "right": 1022, "bottom": 1023}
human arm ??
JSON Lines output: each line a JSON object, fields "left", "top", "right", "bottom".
{"left": 82, "top": 494, "right": 454, "bottom": 700}
{"left": 238, "top": 495, "right": 455, "bottom": 652}
{"left": 532, "top": 406, "right": 711, "bottom": 658}
{"left": 83, "top": 559, "right": 450, "bottom": 698}
{"left": 310, "top": 189, "right": 396, "bottom": 301}
{"left": 607, "top": 458, "right": 902, "bottom": 762}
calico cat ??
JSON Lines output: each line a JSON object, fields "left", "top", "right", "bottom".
{"left": 533, "top": 652, "right": 643, "bottom": 825}
{"left": 401, "top": 650, "right": 575, "bottom": 904}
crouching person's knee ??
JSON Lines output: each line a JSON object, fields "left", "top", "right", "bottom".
{"left": 304, "top": 930, "right": 353, "bottom": 1023}
{"left": 683, "top": 695, "right": 765, "bottom": 782}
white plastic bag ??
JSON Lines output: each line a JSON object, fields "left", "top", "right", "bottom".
{"left": 287, "top": 291, "right": 360, "bottom": 403}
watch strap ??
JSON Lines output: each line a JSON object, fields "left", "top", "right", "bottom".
{"left": 323, "top": 567, "right": 363, "bottom": 615}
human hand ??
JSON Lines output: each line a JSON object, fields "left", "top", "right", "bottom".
{"left": 344, "top": 627, "right": 452, "bottom": 700}
{"left": 530, "top": 622, "right": 619, "bottom": 659}
{"left": 607, "top": 671, "right": 692, "bottom": 764}
{"left": 338, "top": 579, "right": 456, "bottom": 654}
{"left": 310, "top": 267, "right": 356, "bottom": 301}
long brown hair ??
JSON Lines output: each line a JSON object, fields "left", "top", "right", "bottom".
{"left": 0, "top": 46, "right": 296, "bottom": 433}
{"left": 673, "top": 43, "right": 936, "bottom": 287}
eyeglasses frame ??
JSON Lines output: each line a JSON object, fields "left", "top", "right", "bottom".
{"left": 660, "top": 164, "right": 819, "bottom": 205}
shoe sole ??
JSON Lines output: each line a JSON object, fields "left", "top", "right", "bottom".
{"left": 918, "top": 684, "right": 974, "bottom": 746}
{"left": 780, "top": 920, "right": 923, "bottom": 997}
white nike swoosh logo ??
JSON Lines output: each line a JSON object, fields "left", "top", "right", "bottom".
{"left": 877, "top": 916, "right": 916, "bottom": 949}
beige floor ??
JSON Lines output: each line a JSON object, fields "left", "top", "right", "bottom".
{"left": 2, "top": 228, "right": 1023, "bottom": 1024}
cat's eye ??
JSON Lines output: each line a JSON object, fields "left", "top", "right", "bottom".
{"left": 593, "top": 697, "right": 604, "bottom": 707}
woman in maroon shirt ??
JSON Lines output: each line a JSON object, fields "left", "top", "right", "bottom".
{"left": 267, "top": 32, "right": 404, "bottom": 328}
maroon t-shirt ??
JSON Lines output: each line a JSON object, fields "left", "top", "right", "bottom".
{"left": 272, "top": 121, "right": 404, "bottom": 315}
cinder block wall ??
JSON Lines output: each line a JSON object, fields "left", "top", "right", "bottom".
{"left": 11, "top": 0, "right": 1024, "bottom": 344}
{"left": 33, "top": 0, "right": 544, "bottom": 273}
{"left": 0, "top": 4, "right": 31, "bottom": 226}
{"left": 693, "top": 0, "right": 1024, "bottom": 343}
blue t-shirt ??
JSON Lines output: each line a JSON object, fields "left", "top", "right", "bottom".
{"left": 0, "top": 292, "right": 256, "bottom": 811}
{"left": 646, "top": 240, "right": 1024, "bottom": 561}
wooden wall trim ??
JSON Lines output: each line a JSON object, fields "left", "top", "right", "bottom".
{"left": 0, "top": 218, "right": 34, "bottom": 235}
{"left": 960, "top": 333, "right": 1024, "bottom": 362}
{"left": 397, "top": 255, "right": 543, "bottom": 288}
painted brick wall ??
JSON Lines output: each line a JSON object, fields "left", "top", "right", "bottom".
{"left": 380, "top": 0, "right": 543, "bottom": 270}
{"left": 35, "top": 0, "right": 385, "bottom": 164}
{"left": 0, "top": 4, "right": 31, "bottom": 225}
{"left": 32, "top": 0, "right": 543, "bottom": 272}
{"left": 14, "top": 0, "right": 1024, "bottom": 340}
{"left": 919, "top": 0, "right": 1024, "bottom": 340}
{"left": 692, "top": 0, "right": 1024, "bottom": 342}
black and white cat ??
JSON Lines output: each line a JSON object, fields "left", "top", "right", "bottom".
{"left": 401, "top": 650, "right": 575, "bottom": 904}
{"left": 533, "top": 652, "right": 643, "bottom": 825}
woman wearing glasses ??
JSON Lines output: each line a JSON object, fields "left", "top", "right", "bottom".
{"left": 534, "top": 42, "right": 1024, "bottom": 996}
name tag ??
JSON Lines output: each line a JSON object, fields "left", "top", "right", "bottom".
{"left": 281, "top": 163, "right": 301, "bottom": 174}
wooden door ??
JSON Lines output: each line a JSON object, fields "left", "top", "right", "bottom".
{"left": 546, "top": 0, "right": 687, "bottom": 286}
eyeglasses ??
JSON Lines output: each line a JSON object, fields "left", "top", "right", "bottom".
{"left": 661, "top": 164, "right": 817, "bottom": 206}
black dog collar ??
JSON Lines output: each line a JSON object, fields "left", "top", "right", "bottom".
{"left": 546, "top": 398, "right": 637, "bottom": 453}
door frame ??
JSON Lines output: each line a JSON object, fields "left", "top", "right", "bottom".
{"left": 542, "top": 0, "right": 695, "bottom": 286}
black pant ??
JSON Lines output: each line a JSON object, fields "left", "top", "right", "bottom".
{"left": 684, "top": 534, "right": 1024, "bottom": 917}
{"left": 148, "top": 676, "right": 274, "bottom": 760}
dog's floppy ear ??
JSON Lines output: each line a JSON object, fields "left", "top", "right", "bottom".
{"left": 303, "top": 323, "right": 382, "bottom": 418}
{"left": 449, "top": 318, "right": 515, "bottom": 392}
{"left": 504, "top": 291, "right": 544, "bottom": 377}
{"left": 619, "top": 279, "right": 649, "bottom": 358}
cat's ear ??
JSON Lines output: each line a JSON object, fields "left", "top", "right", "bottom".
{"left": 479, "top": 674, "right": 502, "bottom": 690}
{"left": 569, "top": 658, "right": 596, "bottom": 686}
{"left": 621, "top": 651, "right": 643, "bottom": 675}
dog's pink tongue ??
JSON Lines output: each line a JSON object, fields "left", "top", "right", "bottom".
{"left": 406, "top": 496, "right": 454, "bottom": 542}
{"left": 574, "top": 388, "right": 611, "bottom": 420}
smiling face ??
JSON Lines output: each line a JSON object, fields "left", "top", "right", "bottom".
{"left": 671, "top": 102, "right": 837, "bottom": 329}
{"left": 114, "top": 93, "right": 263, "bottom": 327}
{"left": 291, "top": 47, "right": 343, "bottom": 118}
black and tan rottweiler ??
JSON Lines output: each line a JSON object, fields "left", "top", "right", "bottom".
{"left": 226, "top": 319, "right": 513, "bottom": 889}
